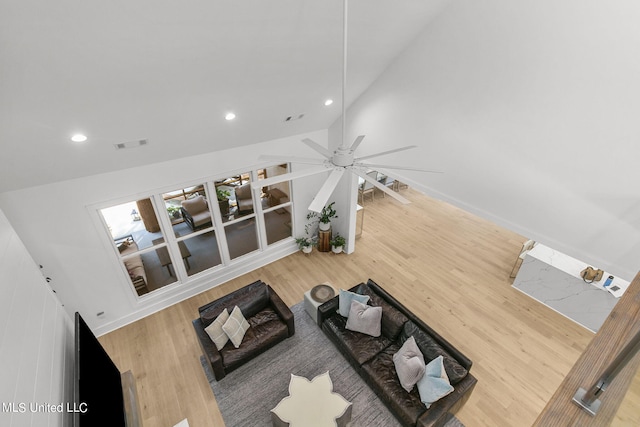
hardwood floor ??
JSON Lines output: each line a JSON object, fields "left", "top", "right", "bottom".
{"left": 99, "top": 188, "right": 640, "bottom": 427}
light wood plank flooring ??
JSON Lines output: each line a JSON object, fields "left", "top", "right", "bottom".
{"left": 100, "top": 188, "right": 640, "bottom": 427}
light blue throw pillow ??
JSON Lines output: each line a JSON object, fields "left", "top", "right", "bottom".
{"left": 416, "top": 355, "right": 454, "bottom": 408}
{"left": 338, "top": 289, "right": 370, "bottom": 317}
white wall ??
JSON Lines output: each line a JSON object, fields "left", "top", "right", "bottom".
{"left": 0, "top": 130, "right": 329, "bottom": 335}
{"left": 342, "top": 0, "right": 640, "bottom": 280}
{"left": 0, "top": 208, "right": 73, "bottom": 427}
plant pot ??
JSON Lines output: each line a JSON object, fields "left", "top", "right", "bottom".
{"left": 302, "top": 246, "right": 313, "bottom": 254}
{"left": 331, "top": 246, "right": 343, "bottom": 254}
{"left": 219, "top": 199, "right": 229, "bottom": 215}
{"left": 319, "top": 221, "right": 331, "bottom": 231}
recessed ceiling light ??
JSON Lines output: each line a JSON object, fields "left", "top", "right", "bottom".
{"left": 225, "top": 112, "right": 236, "bottom": 121}
{"left": 71, "top": 134, "right": 88, "bottom": 143}
{"left": 324, "top": 99, "right": 334, "bottom": 106}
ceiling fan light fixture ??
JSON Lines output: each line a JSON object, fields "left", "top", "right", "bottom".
{"left": 225, "top": 112, "right": 236, "bottom": 121}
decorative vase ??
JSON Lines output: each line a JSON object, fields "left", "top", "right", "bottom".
{"left": 302, "top": 246, "right": 313, "bottom": 254}
{"left": 332, "top": 246, "right": 343, "bottom": 254}
{"left": 319, "top": 221, "right": 331, "bottom": 231}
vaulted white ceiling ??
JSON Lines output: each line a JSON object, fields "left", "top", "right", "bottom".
{"left": 0, "top": 0, "right": 449, "bottom": 193}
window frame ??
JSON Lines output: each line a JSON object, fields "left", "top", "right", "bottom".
{"left": 94, "top": 164, "right": 295, "bottom": 299}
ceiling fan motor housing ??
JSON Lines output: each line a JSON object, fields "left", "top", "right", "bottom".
{"left": 332, "top": 147, "right": 355, "bottom": 167}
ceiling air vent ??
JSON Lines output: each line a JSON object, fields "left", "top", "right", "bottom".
{"left": 114, "top": 139, "right": 149, "bottom": 150}
{"left": 284, "top": 113, "right": 305, "bottom": 122}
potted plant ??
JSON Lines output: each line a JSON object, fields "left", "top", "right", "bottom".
{"left": 307, "top": 202, "right": 338, "bottom": 232}
{"left": 166, "top": 205, "right": 182, "bottom": 219}
{"left": 216, "top": 188, "right": 231, "bottom": 215}
{"left": 295, "top": 236, "right": 316, "bottom": 254}
{"left": 330, "top": 234, "right": 346, "bottom": 254}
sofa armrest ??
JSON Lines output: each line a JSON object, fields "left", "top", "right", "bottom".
{"left": 317, "top": 297, "right": 338, "bottom": 327}
{"left": 181, "top": 207, "right": 195, "bottom": 229}
{"left": 317, "top": 284, "right": 362, "bottom": 327}
{"left": 192, "top": 318, "right": 225, "bottom": 380}
{"left": 267, "top": 285, "right": 295, "bottom": 336}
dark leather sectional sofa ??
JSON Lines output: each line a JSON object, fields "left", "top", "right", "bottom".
{"left": 318, "top": 279, "right": 477, "bottom": 427}
{"left": 192, "top": 280, "right": 295, "bottom": 380}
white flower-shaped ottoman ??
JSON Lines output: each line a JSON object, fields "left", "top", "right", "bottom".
{"left": 271, "top": 371, "right": 352, "bottom": 427}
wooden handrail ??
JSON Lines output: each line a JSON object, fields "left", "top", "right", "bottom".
{"left": 533, "top": 272, "right": 640, "bottom": 426}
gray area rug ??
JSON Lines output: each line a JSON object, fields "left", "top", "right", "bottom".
{"left": 201, "top": 302, "right": 465, "bottom": 427}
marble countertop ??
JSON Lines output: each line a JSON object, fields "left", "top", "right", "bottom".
{"left": 513, "top": 256, "right": 618, "bottom": 332}
{"left": 527, "top": 243, "right": 630, "bottom": 298}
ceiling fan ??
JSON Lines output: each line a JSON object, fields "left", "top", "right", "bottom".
{"left": 251, "top": 0, "right": 442, "bottom": 213}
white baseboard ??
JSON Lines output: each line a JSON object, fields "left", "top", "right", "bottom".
{"left": 95, "top": 241, "right": 298, "bottom": 336}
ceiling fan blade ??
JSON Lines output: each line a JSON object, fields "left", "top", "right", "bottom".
{"left": 355, "top": 169, "right": 410, "bottom": 205}
{"left": 356, "top": 162, "right": 443, "bottom": 173}
{"left": 349, "top": 135, "right": 365, "bottom": 152}
{"left": 308, "top": 168, "right": 345, "bottom": 212}
{"left": 259, "top": 154, "right": 326, "bottom": 165}
{"left": 302, "top": 138, "right": 332, "bottom": 159}
{"left": 354, "top": 145, "right": 417, "bottom": 162}
{"left": 251, "top": 165, "right": 329, "bottom": 189}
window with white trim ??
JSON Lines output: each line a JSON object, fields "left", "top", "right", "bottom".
{"left": 99, "top": 165, "right": 293, "bottom": 296}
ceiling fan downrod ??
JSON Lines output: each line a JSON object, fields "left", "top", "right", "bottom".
{"left": 340, "top": 0, "right": 349, "bottom": 149}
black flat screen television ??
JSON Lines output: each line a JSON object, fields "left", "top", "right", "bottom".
{"left": 73, "top": 312, "right": 126, "bottom": 427}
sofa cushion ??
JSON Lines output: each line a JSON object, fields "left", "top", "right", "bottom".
{"left": 393, "top": 336, "right": 426, "bottom": 392}
{"left": 338, "top": 289, "right": 370, "bottom": 317}
{"left": 182, "top": 195, "right": 207, "bottom": 213}
{"left": 123, "top": 255, "right": 143, "bottom": 271}
{"left": 222, "top": 306, "right": 250, "bottom": 348}
{"left": 324, "top": 314, "right": 392, "bottom": 365}
{"left": 346, "top": 300, "right": 382, "bottom": 337}
{"left": 400, "top": 321, "right": 468, "bottom": 385}
{"left": 219, "top": 310, "right": 288, "bottom": 373}
{"left": 205, "top": 308, "right": 230, "bottom": 350}
{"left": 248, "top": 307, "right": 281, "bottom": 327}
{"left": 358, "top": 284, "right": 408, "bottom": 340}
{"left": 361, "top": 344, "right": 426, "bottom": 426}
{"left": 219, "top": 327, "right": 257, "bottom": 372}
{"left": 191, "top": 211, "right": 212, "bottom": 228}
{"left": 249, "top": 308, "right": 288, "bottom": 345}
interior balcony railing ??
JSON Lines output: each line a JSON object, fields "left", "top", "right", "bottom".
{"left": 534, "top": 271, "right": 640, "bottom": 426}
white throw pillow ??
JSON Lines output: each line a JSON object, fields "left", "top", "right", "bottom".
{"left": 204, "top": 308, "right": 230, "bottom": 350}
{"left": 345, "top": 300, "right": 382, "bottom": 337}
{"left": 393, "top": 336, "right": 426, "bottom": 392}
{"left": 222, "top": 306, "right": 250, "bottom": 348}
